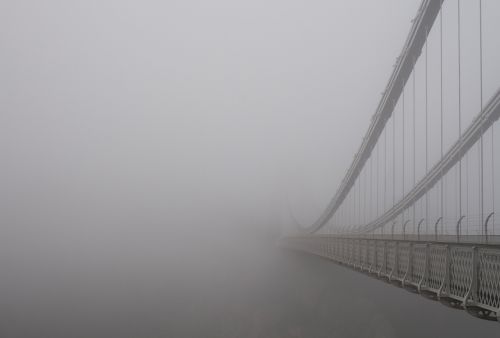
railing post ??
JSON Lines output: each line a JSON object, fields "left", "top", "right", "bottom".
{"left": 335, "top": 238, "right": 339, "bottom": 261}
{"left": 403, "top": 242, "right": 413, "bottom": 287}
{"left": 343, "top": 238, "right": 346, "bottom": 263}
{"left": 329, "top": 237, "right": 333, "bottom": 258}
{"left": 329, "top": 237, "right": 333, "bottom": 259}
{"left": 418, "top": 243, "right": 430, "bottom": 293}
{"left": 361, "top": 239, "right": 364, "bottom": 268}
{"left": 438, "top": 245, "right": 450, "bottom": 299}
{"left": 339, "top": 239, "right": 343, "bottom": 263}
{"left": 464, "top": 246, "right": 478, "bottom": 306}
{"left": 346, "top": 238, "right": 349, "bottom": 263}
{"left": 391, "top": 221, "right": 396, "bottom": 240}
{"left": 344, "top": 238, "right": 348, "bottom": 263}
{"left": 484, "top": 212, "right": 494, "bottom": 244}
{"left": 335, "top": 238, "right": 339, "bottom": 260}
{"left": 392, "top": 242, "right": 399, "bottom": 281}
{"left": 456, "top": 215, "right": 465, "bottom": 243}
{"left": 396, "top": 241, "right": 400, "bottom": 279}
{"left": 346, "top": 239, "right": 349, "bottom": 265}
{"left": 417, "top": 218, "right": 425, "bottom": 241}
{"left": 434, "top": 217, "right": 442, "bottom": 241}
{"left": 403, "top": 220, "right": 410, "bottom": 240}
{"left": 349, "top": 239, "right": 353, "bottom": 266}
{"left": 365, "top": 240, "right": 369, "bottom": 271}
{"left": 383, "top": 241, "right": 387, "bottom": 277}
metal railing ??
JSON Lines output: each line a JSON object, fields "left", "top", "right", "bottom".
{"left": 281, "top": 235, "right": 500, "bottom": 322}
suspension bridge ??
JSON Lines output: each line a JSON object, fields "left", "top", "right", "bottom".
{"left": 281, "top": 0, "right": 500, "bottom": 321}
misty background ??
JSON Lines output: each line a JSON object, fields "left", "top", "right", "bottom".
{"left": 2, "top": 0, "right": 500, "bottom": 337}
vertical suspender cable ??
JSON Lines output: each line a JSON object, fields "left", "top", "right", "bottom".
{"left": 349, "top": 184, "right": 351, "bottom": 229}
{"left": 364, "top": 166, "right": 367, "bottom": 228}
{"left": 479, "top": 0, "right": 485, "bottom": 236}
{"left": 440, "top": 9, "right": 444, "bottom": 236}
{"left": 366, "top": 161, "right": 369, "bottom": 227}
{"left": 458, "top": 1, "right": 468, "bottom": 236}
{"left": 354, "top": 179, "right": 357, "bottom": 231}
{"left": 393, "top": 100, "right": 396, "bottom": 236}
{"left": 413, "top": 60, "right": 416, "bottom": 234}
{"left": 356, "top": 175, "right": 358, "bottom": 229}
{"left": 352, "top": 185, "right": 355, "bottom": 229}
{"left": 377, "top": 139, "right": 380, "bottom": 218}
{"left": 425, "top": 26, "right": 429, "bottom": 235}
{"left": 337, "top": 203, "right": 340, "bottom": 230}
{"left": 384, "top": 125, "right": 387, "bottom": 217}
{"left": 349, "top": 184, "right": 352, "bottom": 230}
{"left": 486, "top": 2, "right": 495, "bottom": 235}
{"left": 344, "top": 197, "right": 346, "bottom": 230}
{"left": 346, "top": 187, "right": 349, "bottom": 232}
{"left": 351, "top": 187, "right": 358, "bottom": 225}
{"left": 403, "top": 84, "right": 406, "bottom": 229}
{"left": 351, "top": 180, "right": 354, "bottom": 232}
{"left": 345, "top": 188, "right": 347, "bottom": 232}
{"left": 341, "top": 199, "right": 343, "bottom": 231}
{"left": 458, "top": 0, "right": 462, "bottom": 231}
{"left": 358, "top": 174, "right": 361, "bottom": 229}
{"left": 360, "top": 167, "right": 363, "bottom": 229}
{"left": 393, "top": 100, "right": 396, "bottom": 210}
{"left": 370, "top": 155, "right": 373, "bottom": 224}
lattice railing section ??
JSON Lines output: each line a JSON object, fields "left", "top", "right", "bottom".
{"left": 478, "top": 250, "right": 500, "bottom": 311}
{"left": 410, "top": 244, "right": 426, "bottom": 285}
{"left": 281, "top": 235, "right": 500, "bottom": 321}
{"left": 427, "top": 245, "right": 447, "bottom": 292}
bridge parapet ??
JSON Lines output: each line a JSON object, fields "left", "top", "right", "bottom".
{"left": 281, "top": 235, "right": 500, "bottom": 322}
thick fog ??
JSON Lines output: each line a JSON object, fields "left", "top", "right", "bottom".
{"left": 2, "top": 1, "right": 500, "bottom": 337}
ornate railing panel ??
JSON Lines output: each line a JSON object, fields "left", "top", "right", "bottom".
{"left": 426, "top": 245, "right": 447, "bottom": 292}
{"left": 411, "top": 244, "right": 426, "bottom": 285}
{"left": 397, "top": 242, "right": 410, "bottom": 280}
{"left": 477, "top": 249, "right": 500, "bottom": 311}
{"left": 449, "top": 246, "right": 474, "bottom": 299}
{"left": 376, "top": 241, "right": 385, "bottom": 272}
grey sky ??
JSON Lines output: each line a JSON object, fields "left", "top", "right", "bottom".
{"left": 2, "top": 0, "right": 420, "bottom": 233}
